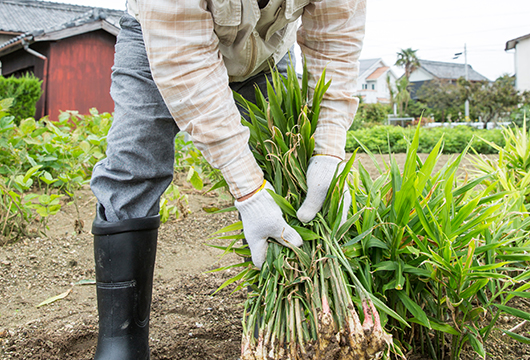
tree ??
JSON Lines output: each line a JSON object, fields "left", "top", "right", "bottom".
{"left": 415, "top": 79, "right": 463, "bottom": 122}
{"left": 395, "top": 77, "right": 411, "bottom": 116}
{"left": 395, "top": 48, "right": 420, "bottom": 79}
{"left": 386, "top": 74, "right": 396, "bottom": 113}
{"left": 467, "top": 75, "right": 521, "bottom": 126}
{"left": 416, "top": 75, "right": 523, "bottom": 125}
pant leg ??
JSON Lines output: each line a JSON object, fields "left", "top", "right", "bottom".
{"left": 90, "top": 14, "right": 179, "bottom": 222}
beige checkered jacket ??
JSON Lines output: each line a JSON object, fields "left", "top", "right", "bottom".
{"left": 127, "top": 0, "right": 366, "bottom": 198}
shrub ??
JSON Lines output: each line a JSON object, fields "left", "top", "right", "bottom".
{"left": 0, "top": 106, "right": 111, "bottom": 242}
{"left": 346, "top": 125, "right": 504, "bottom": 154}
{"left": 0, "top": 103, "right": 216, "bottom": 241}
{"left": 511, "top": 104, "right": 529, "bottom": 128}
{"left": 0, "top": 74, "right": 42, "bottom": 123}
{"left": 351, "top": 129, "right": 530, "bottom": 359}
{"left": 471, "top": 119, "right": 530, "bottom": 207}
{"left": 350, "top": 102, "right": 392, "bottom": 130}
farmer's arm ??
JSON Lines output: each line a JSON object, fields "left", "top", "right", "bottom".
{"left": 136, "top": 0, "right": 262, "bottom": 200}
{"left": 296, "top": 0, "right": 366, "bottom": 224}
{"left": 297, "top": 0, "right": 366, "bottom": 159}
{"left": 135, "top": 0, "right": 302, "bottom": 268}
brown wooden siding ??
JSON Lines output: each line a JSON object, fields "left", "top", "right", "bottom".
{"left": 46, "top": 30, "right": 115, "bottom": 120}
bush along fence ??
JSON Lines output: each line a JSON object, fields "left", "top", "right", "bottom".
{"left": 0, "top": 74, "right": 42, "bottom": 124}
{"left": 346, "top": 125, "right": 505, "bottom": 154}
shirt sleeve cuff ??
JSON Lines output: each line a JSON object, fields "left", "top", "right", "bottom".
{"left": 312, "top": 97, "right": 359, "bottom": 159}
{"left": 220, "top": 146, "right": 264, "bottom": 199}
{"left": 313, "top": 124, "right": 347, "bottom": 160}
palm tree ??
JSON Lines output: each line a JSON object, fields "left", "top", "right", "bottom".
{"left": 395, "top": 48, "right": 420, "bottom": 79}
{"left": 395, "top": 77, "right": 411, "bottom": 116}
{"left": 386, "top": 74, "right": 396, "bottom": 114}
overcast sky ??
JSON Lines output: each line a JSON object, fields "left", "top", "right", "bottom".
{"left": 45, "top": 0, "right": 530, "bottom": 81}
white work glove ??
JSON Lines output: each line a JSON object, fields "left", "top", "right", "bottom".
{"left": 235, "top": 181, "right": 304, "bottom": 269}
{"left": 297, "top": 155, "right": 352, "bottom": 225}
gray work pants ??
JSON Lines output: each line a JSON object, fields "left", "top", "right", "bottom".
{"left": 90, "top": 14, "right": 290, "bottom": 222}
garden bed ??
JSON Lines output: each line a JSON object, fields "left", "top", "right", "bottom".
{"left": 1, "top": 154, "right": 530, "bottom": 359}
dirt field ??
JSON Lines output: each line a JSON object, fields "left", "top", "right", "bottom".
{"left": 1, "top": 154, "right": 530, "bottom": 359}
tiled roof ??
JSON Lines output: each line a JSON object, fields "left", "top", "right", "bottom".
{"left": 366, "top": 66, "right": 389, "bottom": 80}
{"left": 0, "top": 1, "right": 124, "bottom": 54}
{"left": 359, "top": 58, "right": 381, "bottom": 77}
{"left": 418, "top": 59, "right": 489, "bottom": 82}
{"left": 0, "top": 0, "right": 124, "bottom": 33}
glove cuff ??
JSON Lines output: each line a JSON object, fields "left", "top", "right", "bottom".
{"left": 307, "top": 155, "right": 342, "bottom": 172}
{"left": 234, "top": 181, "right": 277, "bottom": 217}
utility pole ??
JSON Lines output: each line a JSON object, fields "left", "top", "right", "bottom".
{"left": 464, "top": 44, "right": 469, "bottom": 120}
{"left": 454, "top": 44, "right": 470, "bottom": 121}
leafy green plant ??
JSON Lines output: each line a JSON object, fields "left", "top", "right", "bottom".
{"left": 209, "top": 63, "right": 530, "bottom": 359}
{"left": 158, "top": 132, "right": 224, "bottom": 224}
{"left": 348, "top": 128, "right": 530, "bottom": 359}
{"left": 511, "top": 104, "right": 529, "bottom": 128}
{"left": 0, "top": 95, "right": 225, "bottom": 239}
{"left": 0, "top": 104, "right": 111, "bottom": 241}
{"left": 174, "top": 132, "right": 223, "bottom": 186}
{"left": 351, "top": 103, "right": 392, "bottom": 129}
{"left": 160, "top": 183, "right": 190, "bottom": 223}
{"left": 210, "top": 64, "right": 393, "bottom": 359}
{"left": 1, "top": 169, "right": 37, "bottom": 242}
{"left": 470, "top": 117, "right": 530, "bottom": 207}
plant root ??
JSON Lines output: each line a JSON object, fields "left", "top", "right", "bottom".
{"left": 241, "top": 298, "right": 391, "bottom": 360}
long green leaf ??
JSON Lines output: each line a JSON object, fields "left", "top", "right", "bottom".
{"left": 494, "top": 304, "right": 530, "bottom": 321}
{"left": 396, "top": 291, "right": 431, "bottom": 328}
{"left": 427, "top": 316, "right": 459, "bottom": 335}
{"left": 213, "top": 268, "right": 251, "bottom": 295}
{"left": 266, "top": 189, "right": 297, "bottom": 218}
{"left": 502, "top": 329, "right": 530, "bottom": 344}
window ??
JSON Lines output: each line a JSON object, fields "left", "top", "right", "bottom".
{"left": 371, "top": 83, "right": 375, "bottom": 90}
{"left": 362, "top": 83, "right": 367, "bottom": 90}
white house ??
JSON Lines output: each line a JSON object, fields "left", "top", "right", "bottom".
{"left": 356, "top": 58, "right": 397, "bottom": 104}
{"left": 506, "top": 33, "right": 530, "bottom": 92}
{"left": 408, "top": 59, "right": 489, "bottom": 99}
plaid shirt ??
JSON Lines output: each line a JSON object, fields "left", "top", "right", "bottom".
{"left": 134, "top": 0, "right": 365, "bottom": 198}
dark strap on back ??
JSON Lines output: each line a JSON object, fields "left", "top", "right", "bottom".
{"left": 258, "top": 0, "right": 269, "bottom": 9}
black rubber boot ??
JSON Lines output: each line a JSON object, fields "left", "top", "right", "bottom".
{"left": 92, "top": 207, "right": 160, "bottom": 360}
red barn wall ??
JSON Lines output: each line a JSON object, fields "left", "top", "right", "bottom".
{"left": 47, "top": 30, "right": 115, "bottom": 120}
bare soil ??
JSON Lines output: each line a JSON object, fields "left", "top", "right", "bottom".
{"left": 1, "top": 154, "right": 529, "bottom": 360}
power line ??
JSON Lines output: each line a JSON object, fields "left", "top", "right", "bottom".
{"left": 366, "top": 24, "right": 530, "bottom": 42}
{"left": 367, "top": 11, "right": 530, "bottom": 23}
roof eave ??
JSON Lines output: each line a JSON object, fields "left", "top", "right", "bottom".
{"left": 36, "top": 19, "right": 119, "bottom": 41}
{"left": 0, "top": 30, "right": 23, "bottom": 36}
{"left": 101, "top": 20, "right": 120, "bottom": 37}
{"left": 506, "top": 40, "right": 517, "bottom": 51}
{"left": 0, "top": 19, "right": 119, "bottom": 57}
{"left": 417, "top": 65, "right": 437, "bottom": 79}
{"left": 505, "top": 33, "right": 530, "bottom": 51}
{"left": 0, "top": 36, "right": 32, "bottom": 58}
{"left": 387, "top": 68, "right": 398, "bottom": 80}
